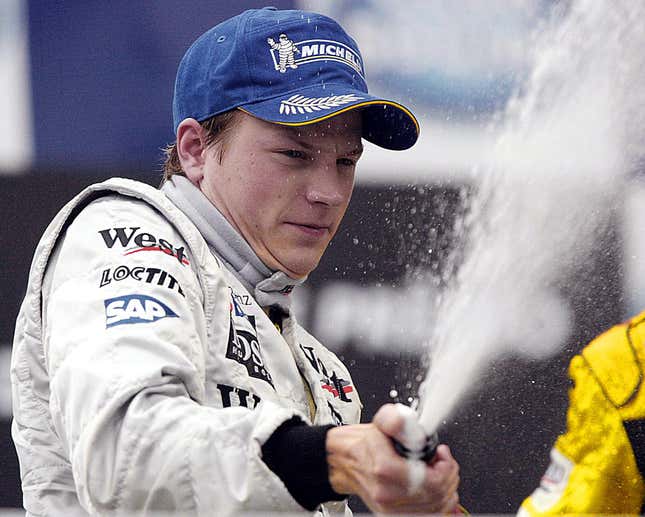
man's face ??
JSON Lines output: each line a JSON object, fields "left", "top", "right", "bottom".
{"left": 199, "top": 111, "right": 362, "bottom": 278}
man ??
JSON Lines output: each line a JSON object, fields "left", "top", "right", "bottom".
{"left": 519, "top": 311, "right": 645, "bottom": 515}
{"left": 11, "top": 7, "right": 460, "bottom": 516}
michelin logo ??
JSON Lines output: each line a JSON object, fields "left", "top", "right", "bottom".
{"left": 267, "top": 34, "right": 300, "bottom": 72}
{"left": 267, "top": 35, "right": 364, "bottom": 77}
{"left": 104, "top": 294, "right": 178, "bottom": 328}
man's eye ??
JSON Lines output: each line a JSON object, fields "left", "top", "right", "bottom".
{"left": 337, "top": 158, "right": 356, "bottom": 167}
{"left": 281, "top": 150, "right": 307, "bottom": 160}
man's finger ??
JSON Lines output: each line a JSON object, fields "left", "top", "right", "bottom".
{"left": 372, "top": 403, "right": 405, "bottom": 439}
{"left": 434, "top": 443, "right": 456, "bottom": 463}
{"left": 373, "top": 403, "right": 429, "bottom": 455}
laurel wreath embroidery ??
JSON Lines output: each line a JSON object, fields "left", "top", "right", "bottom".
{"left": 279, "top": 94, "right": 364, "bottom": 115}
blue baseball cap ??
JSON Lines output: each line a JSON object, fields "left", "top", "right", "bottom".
{"left": 173, "top": 7, "right": 419, "bottom": 150}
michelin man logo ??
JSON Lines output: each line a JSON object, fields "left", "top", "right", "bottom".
{"left": 267, "top": 33, "right": 299, "bottom": 73}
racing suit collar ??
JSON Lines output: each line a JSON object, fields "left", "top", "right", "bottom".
{"left": 161, "top": 175, "right": 305, "bottom": 312}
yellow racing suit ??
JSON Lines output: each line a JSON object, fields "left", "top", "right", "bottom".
{"left": 519, "top": 311, "right": 645, "bottom": 515}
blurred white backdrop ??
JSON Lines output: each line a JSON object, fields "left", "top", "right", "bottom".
{"left": 0, "top": 0, "right": 32, "bottom": 173}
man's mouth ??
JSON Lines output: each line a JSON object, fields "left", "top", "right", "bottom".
{"left": 285, "top": 222, "right": 330, "bottom": 237}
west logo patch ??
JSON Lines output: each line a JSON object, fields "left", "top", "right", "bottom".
{"left": 98, "top": 227, "right": 189, "bottom": 266}
{"left": 300, "top": 344, "right": 353, "bottom": 402}
{"left": 104, "top": 294, "right": 178, "bottom": 328}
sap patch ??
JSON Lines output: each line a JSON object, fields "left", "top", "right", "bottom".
{"left": 104, "top": 294, "right": 178, "bottom": 328}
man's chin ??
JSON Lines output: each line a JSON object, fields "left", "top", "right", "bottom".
{"left": 276, "top": 253, "right": 322, "bottom": 280}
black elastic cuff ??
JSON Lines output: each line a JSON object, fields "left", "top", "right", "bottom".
{"left": 261, "top": 418, "right": 346, "bottom": 510}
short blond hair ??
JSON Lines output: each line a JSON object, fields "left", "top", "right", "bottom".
{"left": 162, "top": 110, "right": 241, "bottom": 181}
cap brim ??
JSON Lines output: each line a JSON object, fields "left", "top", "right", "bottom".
{"left": 238, "top": 84, "right": 419, "bottom": 151}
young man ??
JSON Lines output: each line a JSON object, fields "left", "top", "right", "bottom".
{"left": 12, "top": 7, "right": 460, "bottom": 515}
{"left": 519, "top": 311, "right": 645, "bottom": 514}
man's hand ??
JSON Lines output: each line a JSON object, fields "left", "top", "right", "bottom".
{"left": 326, "top": 404, "right": 460, "bottom": 514}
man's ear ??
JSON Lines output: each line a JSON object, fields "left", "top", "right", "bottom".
{"left": 176, "top": 118, "right": 207, "bottom": 185}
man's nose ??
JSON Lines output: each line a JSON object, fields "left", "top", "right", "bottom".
{"left": 305, "top": 166, "right": 346, "bottom": 206}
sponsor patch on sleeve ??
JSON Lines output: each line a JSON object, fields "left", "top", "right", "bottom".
{"left": 528, "top": 447, "right": 574, "bottom": 511}
{"left": 299, "top": 343, "right": 353, "bottom": 403}
{"left": 226, "top": 291, "right": 274, "bottom": 387}
{"left": 99, "top": 265, "right": 185, "bottom": 296}
{"left": 104, "top": 294, "right": 178, "bottom": 328}
{"left": 98, "top": 227, "right": 190, "bottom": 266}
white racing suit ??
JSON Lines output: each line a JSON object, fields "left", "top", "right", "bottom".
{"left": 11, "top": 177, "right": 362, "bottom": 516}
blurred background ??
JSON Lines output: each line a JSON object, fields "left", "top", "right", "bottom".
{"left": 1, "top": 0, "right": 642, "bottom": 513}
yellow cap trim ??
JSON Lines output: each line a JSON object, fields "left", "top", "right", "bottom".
{"left": 238, "top": 99, "right": 420, "bottom": 135}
